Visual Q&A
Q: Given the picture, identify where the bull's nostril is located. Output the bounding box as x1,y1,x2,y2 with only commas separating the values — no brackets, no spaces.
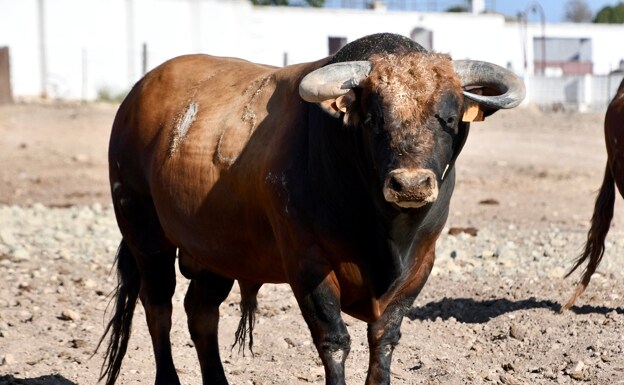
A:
389,176,403,192
384,169,438,207
417,175,432,187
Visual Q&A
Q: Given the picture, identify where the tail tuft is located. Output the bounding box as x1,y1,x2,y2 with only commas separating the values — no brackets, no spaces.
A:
96,240,140,385
563,164,615,310
232,284,260,357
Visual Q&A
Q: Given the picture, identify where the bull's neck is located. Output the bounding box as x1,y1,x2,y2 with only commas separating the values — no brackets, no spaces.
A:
307,108,386,224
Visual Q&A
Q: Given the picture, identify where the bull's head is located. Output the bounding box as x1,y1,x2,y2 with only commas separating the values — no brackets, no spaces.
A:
299,52,525,209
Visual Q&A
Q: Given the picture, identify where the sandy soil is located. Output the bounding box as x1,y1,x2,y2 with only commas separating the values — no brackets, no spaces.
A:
0,102,623,385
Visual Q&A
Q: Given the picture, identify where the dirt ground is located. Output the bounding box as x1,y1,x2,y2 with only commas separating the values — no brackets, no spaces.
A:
0,101,623,385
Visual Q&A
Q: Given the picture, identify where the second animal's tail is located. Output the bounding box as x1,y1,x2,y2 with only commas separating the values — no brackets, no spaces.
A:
563,163,615,310
96,240,141,385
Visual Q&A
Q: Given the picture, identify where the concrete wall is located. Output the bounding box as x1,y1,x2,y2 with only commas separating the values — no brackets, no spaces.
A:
1,0,624,105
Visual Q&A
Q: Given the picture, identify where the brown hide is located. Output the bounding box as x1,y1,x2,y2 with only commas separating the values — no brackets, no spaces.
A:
606,81,624,191
103,33,526,385
564,79,624,309
111,55,326,284
110,53,442,324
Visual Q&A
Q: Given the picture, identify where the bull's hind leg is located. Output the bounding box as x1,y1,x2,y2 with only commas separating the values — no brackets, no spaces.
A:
183,271,234,385
112,188,179,385
136,245,179,385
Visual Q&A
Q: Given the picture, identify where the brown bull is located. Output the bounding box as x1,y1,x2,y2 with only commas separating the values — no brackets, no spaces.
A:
99,33,525,385
563,78,624,310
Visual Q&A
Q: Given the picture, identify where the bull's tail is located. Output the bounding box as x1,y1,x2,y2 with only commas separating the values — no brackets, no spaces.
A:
232,283,260,357
96,240,140,385
563,162,615,310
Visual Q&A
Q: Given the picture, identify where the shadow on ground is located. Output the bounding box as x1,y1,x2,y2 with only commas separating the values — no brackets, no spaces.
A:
407,297,624,323
0,375,76,385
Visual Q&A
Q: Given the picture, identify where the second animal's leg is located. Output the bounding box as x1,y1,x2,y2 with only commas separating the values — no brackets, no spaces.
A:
184,271,234,385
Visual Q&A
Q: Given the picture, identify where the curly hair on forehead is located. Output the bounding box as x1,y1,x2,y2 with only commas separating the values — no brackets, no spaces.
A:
364,51,463,126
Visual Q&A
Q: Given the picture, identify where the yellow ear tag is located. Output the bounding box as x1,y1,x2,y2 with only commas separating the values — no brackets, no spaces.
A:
462,100,485,122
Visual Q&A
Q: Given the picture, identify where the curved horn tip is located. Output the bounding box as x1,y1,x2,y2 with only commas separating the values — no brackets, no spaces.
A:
454,59,526,110
299,61,372,103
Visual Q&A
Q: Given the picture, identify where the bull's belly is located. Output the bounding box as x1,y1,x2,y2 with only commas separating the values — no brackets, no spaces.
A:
151,187,402,322
156,205,287,283
176,240,287,283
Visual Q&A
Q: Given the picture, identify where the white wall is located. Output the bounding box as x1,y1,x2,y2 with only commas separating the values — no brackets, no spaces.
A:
1,0,624,102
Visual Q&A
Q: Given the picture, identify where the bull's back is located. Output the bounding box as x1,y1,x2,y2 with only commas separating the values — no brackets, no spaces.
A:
110,54,277,188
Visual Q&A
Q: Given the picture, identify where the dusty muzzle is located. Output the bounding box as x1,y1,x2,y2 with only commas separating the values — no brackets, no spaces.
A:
383,168,438,208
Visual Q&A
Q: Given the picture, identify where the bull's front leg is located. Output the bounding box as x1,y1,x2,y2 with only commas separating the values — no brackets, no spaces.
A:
290,248,350,385
366,248,436,385
365,298,411,385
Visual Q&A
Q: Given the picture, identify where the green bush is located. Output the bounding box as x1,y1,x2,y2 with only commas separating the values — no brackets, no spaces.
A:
96,86,127,103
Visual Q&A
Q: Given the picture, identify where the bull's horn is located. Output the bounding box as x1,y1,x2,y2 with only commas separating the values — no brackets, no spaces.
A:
453,60,526,109
299,61,372,103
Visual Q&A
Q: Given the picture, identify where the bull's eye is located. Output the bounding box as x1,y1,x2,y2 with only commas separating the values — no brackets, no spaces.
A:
434,113,459,136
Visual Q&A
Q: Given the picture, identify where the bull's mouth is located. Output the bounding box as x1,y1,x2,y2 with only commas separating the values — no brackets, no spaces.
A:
382,168,439,208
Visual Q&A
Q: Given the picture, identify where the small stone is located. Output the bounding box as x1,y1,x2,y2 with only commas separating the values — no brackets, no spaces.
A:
500,373,521,385
72,154,89,163
481,249,496,258
18,310,33,323
283,337,296,348
0,230,18,248
569,360,584,380
11,248,29,261
509,323,526,341
542,367,557,379
448,227,478,237
70,339,87,349
548,267,566,278
57,248,72,260
59,309,81,321
1,353,16,365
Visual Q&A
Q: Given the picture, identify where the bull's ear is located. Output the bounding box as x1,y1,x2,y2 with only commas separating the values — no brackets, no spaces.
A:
317,90,357,118
461,86,505,122
462,100,485,122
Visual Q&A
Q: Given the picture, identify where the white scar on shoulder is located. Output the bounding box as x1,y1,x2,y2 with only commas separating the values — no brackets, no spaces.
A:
170,101,198,153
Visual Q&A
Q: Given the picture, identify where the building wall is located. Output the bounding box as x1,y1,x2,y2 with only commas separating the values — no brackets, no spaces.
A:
1,0,624,104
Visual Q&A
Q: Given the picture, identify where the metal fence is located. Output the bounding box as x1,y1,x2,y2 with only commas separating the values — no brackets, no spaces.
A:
322,0,491,12
527,73,624,112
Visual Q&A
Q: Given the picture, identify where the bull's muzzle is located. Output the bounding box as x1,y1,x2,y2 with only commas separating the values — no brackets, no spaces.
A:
383,168,438,208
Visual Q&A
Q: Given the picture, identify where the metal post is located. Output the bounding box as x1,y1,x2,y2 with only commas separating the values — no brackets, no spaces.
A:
0,47,13,105
527,2,546,75
142,43,148,75
37,0,48,98
518,12,527,74
126,0,135,87
82,48,88,101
